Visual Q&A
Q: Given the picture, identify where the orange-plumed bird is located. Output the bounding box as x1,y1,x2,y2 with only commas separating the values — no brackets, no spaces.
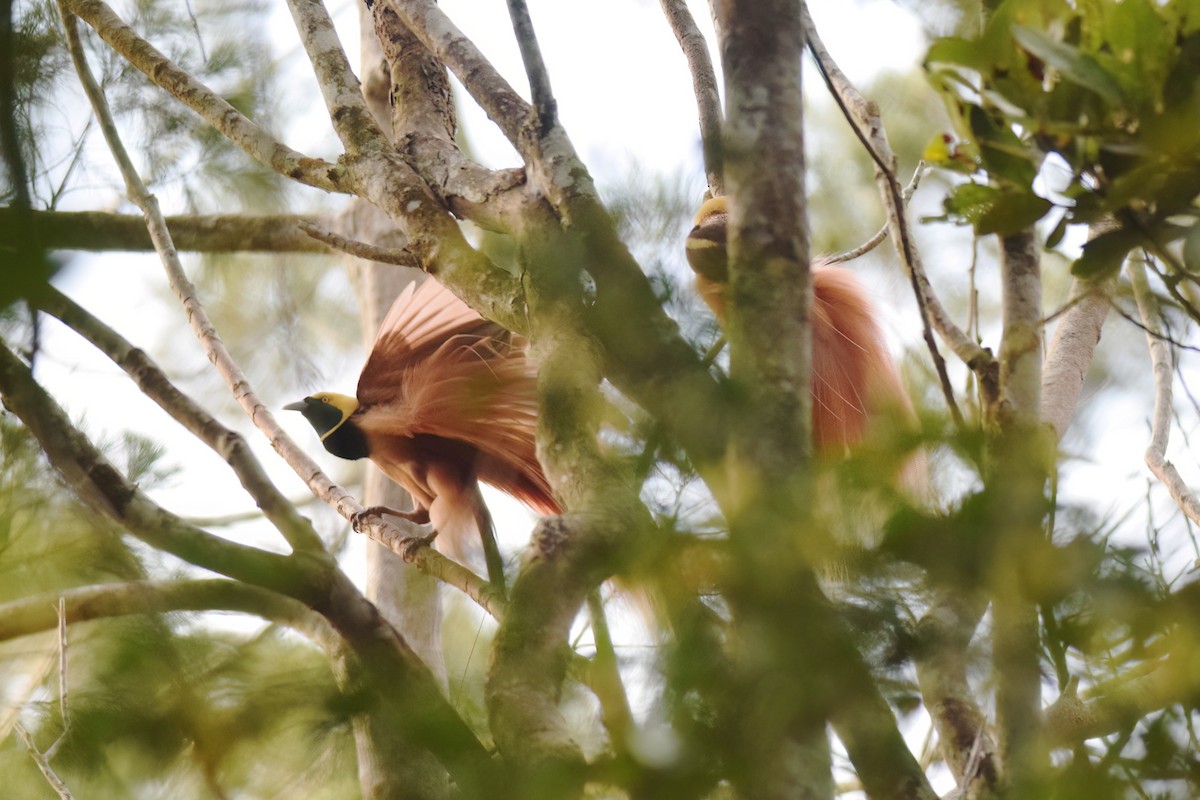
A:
686,195,916,459
286,278,560,590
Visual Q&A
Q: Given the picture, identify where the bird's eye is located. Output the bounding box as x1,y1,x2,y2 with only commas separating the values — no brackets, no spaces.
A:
321,397,329,404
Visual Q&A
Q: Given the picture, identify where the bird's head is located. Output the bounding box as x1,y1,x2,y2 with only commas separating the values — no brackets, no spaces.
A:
686,195,729,317
284,392,360,441
686,196,729,283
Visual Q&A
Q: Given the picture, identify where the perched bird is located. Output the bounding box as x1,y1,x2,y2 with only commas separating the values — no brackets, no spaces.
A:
286,278,560,591
686,195,918,461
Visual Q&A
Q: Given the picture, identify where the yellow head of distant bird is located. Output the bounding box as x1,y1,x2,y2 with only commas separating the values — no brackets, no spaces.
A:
284,392,369,459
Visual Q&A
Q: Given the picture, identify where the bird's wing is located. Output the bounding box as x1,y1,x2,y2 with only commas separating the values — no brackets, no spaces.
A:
356,279,560,516
358,278,504,406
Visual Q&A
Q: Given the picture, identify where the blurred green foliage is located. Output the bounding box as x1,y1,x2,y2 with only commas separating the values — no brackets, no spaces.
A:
925,0,1200,279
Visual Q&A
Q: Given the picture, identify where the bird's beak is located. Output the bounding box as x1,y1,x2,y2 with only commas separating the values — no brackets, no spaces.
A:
283,399,309,411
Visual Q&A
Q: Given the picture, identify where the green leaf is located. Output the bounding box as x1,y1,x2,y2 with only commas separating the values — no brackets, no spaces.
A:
1011,24,1125,106
1071,227,1138,279
968,106,1041,186
977,189,1053,236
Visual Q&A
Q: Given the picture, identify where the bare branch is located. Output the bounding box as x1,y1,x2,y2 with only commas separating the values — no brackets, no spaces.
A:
300,220,420,267
1040,275,1113,441
915,593,1000,793
0,579,337,650
659,0,723,195
1130,256,1200,526
505,0,556,127
62,0,346,193
585,590,634,752
996,230,1044,426
802,2,980,427
0,208,331,254
830,161,926,264
35,286,325,553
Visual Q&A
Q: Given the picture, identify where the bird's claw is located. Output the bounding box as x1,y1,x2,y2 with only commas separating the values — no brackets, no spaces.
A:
351,507,378,532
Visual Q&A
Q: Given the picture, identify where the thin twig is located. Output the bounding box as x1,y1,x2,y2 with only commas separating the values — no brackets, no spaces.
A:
659,0,723,195
299,221,420,267
802,2,981,429
1130,256,1200,526
505,0,556,129
13,722,75,800
829,161,926,264
42,598,69,761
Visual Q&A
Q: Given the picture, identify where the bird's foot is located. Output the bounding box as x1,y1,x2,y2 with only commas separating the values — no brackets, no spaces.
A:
352,505,430,531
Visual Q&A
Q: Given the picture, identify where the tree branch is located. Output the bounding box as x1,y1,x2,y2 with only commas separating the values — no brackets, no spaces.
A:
990,228,1049,795
13,722,74,800
300,221,420,267
505,0,556,127
659,0,723,196
35,286,326,553
61,0,346,193
1040,275,1113,441
0,579,336,649
802,2,979,427
915,592,1000,793
1130,256,1200,526
0,340,506,795
282,0,389,156
0,208,330,254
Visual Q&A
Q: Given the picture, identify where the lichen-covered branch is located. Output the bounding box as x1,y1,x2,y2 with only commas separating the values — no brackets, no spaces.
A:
990,229,1049,796
915,593,1000,793
0,208,330,254
485,227,653,793
300,221,420,267
62,0,346,193
282,0,388,156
